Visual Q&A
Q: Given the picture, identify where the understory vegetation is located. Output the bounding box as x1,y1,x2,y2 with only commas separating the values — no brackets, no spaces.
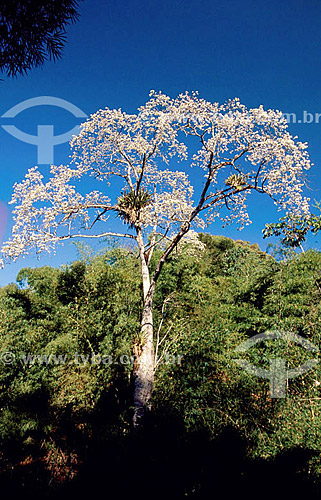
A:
1,233,321,498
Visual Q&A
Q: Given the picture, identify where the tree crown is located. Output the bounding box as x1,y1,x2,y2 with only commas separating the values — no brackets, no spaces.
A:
0,91,311,267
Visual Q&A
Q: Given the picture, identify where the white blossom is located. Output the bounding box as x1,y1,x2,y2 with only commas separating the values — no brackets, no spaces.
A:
0,91,311,267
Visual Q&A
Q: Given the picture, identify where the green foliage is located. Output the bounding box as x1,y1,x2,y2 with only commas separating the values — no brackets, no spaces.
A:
2,235,321,492
263,215,311,248
0,0,81,77
153,243,321,481
263,202,321,249
0,250,141,483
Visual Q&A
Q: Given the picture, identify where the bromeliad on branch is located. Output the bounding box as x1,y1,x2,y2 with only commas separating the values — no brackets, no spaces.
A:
115,188,153,229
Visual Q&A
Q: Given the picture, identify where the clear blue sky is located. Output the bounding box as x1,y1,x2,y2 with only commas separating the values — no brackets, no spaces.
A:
1,0,321,285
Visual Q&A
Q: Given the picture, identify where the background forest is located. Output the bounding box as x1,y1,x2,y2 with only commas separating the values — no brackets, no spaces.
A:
1,234,321,498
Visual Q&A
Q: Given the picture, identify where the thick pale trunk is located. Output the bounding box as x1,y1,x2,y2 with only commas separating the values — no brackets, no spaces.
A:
133,229,155,427
132,223,193,427
133,298,154,427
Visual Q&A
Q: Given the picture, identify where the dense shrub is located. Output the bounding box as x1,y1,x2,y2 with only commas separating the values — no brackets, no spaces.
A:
1,236,321,495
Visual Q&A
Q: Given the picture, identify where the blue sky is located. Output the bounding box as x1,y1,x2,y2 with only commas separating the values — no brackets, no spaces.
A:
1,0,321,284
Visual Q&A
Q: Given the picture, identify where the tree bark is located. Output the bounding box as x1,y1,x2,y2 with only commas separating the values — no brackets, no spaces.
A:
132,222,193,427
133,296,154,427
133,228,155,428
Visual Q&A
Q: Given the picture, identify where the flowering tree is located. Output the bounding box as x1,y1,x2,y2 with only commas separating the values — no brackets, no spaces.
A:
0,91,311,426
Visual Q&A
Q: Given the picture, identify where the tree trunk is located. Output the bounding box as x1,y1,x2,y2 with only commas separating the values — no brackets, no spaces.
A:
133,228,155,427
133,295,154,427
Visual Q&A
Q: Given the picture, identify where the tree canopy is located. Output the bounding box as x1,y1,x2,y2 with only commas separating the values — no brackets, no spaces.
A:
0,91,311,264
263,203,321,250
0,0,81,77
0,90,313,425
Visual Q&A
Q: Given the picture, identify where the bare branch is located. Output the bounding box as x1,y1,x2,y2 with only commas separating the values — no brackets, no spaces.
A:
59,231,136,241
